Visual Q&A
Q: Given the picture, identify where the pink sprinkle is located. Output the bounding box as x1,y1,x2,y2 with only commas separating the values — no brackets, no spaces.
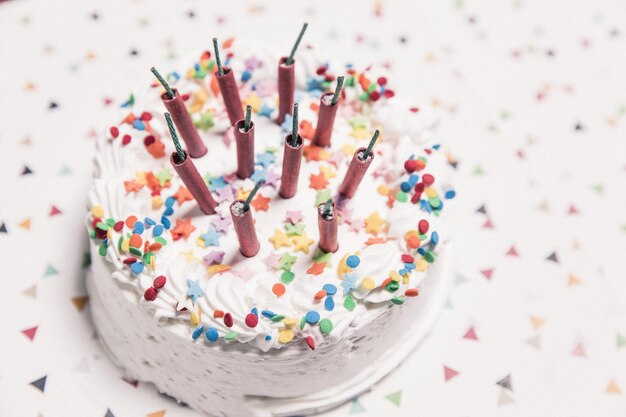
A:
245,313,258,328
418,220,429,234
401,254,414,263
422,174,435,185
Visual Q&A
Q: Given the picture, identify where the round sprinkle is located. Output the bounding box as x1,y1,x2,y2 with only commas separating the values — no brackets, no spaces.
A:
401,254,414,263
278,329,294,344
445,190,456,199
153,275,166,289
144,287,157,301
91,206,104,218
133,221,145,234
418,219,429,234
324,296,335,311
272,283,286,297
319,318,333,334
192,326,204,340
305,311,320,324
361,277,376,290
214,310,224,318
205,327,219,342
281,270,295,284
407,235,421,249
400,181,412,192
404,159,418,173
245,313,258,328
153,225,164,237
130,261,144,274
377,184,389,196
306,335,316,350
224,313,233,327
431,231,439,245
346,255,360,268
424,251,436,263
422,173,435,185
125,215,137,228
224,331,238,341
284,317,298,327
344,295,356,311
405,288,419,297
322,283,337,295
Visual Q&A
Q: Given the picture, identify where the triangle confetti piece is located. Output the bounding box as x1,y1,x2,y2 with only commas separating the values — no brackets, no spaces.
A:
349,398,366,414
571,342,587,358
59,164,73,175
567,274,581,287
384,390,402,407
443,365,459,382
21,326,38,341
526,334,541,350
44,264,59,276
0,222,7,234
606,379,621,394
476,205,487,215
497,389,514,406
21,165,33,175
617,333,626,349
71,296,89,312
22,284,37,298
529,316,545,331
30,375,47,393
19,218,31,230
482,219,494,229
480,269,493,281
105,409,116,417
546,252,559,263
49,205,62,216
496,374,513,391
506,246,519,257
463,326,478,341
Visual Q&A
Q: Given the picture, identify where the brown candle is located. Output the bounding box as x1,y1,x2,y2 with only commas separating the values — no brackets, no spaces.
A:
213,38,244,126
312,76,344,148
338,130,379,199
234,106,255,179
279,103,303,199
230,180,264,257
318,200,338,253
277,23,308,125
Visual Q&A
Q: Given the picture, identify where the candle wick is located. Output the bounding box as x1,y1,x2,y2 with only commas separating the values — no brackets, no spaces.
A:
322,199,333,217
244,105,252,132
165,112,186,162
363,130,380,159
213,38,224,77
286,23,308,65
151,67,175,99
291,103,299,146
243,180,265,212
331,76,344,106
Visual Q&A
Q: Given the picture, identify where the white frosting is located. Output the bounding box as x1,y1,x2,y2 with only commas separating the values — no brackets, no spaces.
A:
86,40,455,416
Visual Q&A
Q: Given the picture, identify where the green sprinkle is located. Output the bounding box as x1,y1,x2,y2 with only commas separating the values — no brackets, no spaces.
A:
281,270,295,284
96,222,109,231
391,296,405,305
366,83,376,93
271,315,286,322
129,247,142,257
142,252,155,265
300,316,306,330
117,236,124,252
396,191,408,202
386,280,400,292
344,295,356,311
155,236,167,246
345,76,356,87
224,331,238,341
89,229,96,239
319,318,333,334
98,244,107,257
106,218,116,227
424,251,436,263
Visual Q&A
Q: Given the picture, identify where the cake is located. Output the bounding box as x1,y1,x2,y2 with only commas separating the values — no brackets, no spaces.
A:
86,38,456,417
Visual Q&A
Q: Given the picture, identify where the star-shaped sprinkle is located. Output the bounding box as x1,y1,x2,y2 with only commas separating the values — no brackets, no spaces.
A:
203,251,225,265
307,261,327,275
269,229,292,249
187,279,205,302
365,211,385,235
180,249,199,263
309,171,329,190
319,165,336,179
258,103,274,118
199,229,221,247
251,193,270,211
171,218,196,240
212,216,231,233
285,222,305,236
173,186,193,205
341,273,359,294
264,168,280,188
193,111,215,131
278,252,297,270
315,189,332,206
349,218,365,233
156,167,172,186
256,152,275,168
292,234,315,253
285,210,303,224
208,176,228,192
243,92,262,112
263,252,281,270
216,186,235,203
250,168,267,183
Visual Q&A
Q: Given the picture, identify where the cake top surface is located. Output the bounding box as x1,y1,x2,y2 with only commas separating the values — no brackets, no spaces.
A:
87,39,456,352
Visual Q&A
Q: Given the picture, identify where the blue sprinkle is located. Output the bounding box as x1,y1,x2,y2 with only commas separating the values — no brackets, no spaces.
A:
130,261,144,274
420,200,432,213
325,297,335,311
171,71,181,81
400,181,412,192
305,311,320,324
261,310,275,319
132,119,146,131
161,216,171,229
408,174,420,186
205,327,219,342
163,207,174,216
251,307,258,316
102,237,108,245
165,196,176,208
153,225,164,237
431,231,439,245
145,217,156,226
433,144,441,150
241,69,252,82
322,283,337,296
192,326,204,340
417,247,426,256
346,255,360,268
265,335,272,341
445,190,456,199
399,268,408,275
405,262,416,270
133,221,145,234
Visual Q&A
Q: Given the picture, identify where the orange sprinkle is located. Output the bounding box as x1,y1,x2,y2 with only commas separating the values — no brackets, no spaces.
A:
313,290,327,301
149,242,162,251
213,310,224,318
272,283,286,297
125,215,138,228
405,288,419,297
129,234,142,248
407,235,421,249
381,277,392,288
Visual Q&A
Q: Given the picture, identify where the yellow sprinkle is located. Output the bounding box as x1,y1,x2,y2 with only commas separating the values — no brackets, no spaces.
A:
107,229,113,240
405,230,419,240
390,271,401,282
207,264,230,274
196,237,205,248
361,277,376,290
278,329,294,344
377,184,389,196
149,255,156,270
91,206,104,218
152,195,163,210
284,317,298,327
337,254,350,276
121,238,130,252
135,171,147,185
415,259,429,272
190,310,201,326
425,187,438,198
402,274,410,284
342,143,357,155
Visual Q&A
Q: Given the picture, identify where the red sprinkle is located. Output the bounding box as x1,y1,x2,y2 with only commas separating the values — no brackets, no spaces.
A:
144,287,158,301
113,221,124,232
404,159,418,173
315,66,327,75
140,111,152,121
123,257,137,265
245,313,258,328
405,288,419,297
213,310,224,318
313,290,327,301
401,254,415,263
121,134,132,146
153,275,166,289
143,135,155,146
384,89,395,98
369,90,381,101
110,126,119,138
418,219,429,234
422,174,435,185
414,183,425,193
377,76,388,86
224,313,233,328
306,336,316,350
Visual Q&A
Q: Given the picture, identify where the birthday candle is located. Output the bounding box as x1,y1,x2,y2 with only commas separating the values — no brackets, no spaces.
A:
152,67,207,158
312,76,344,148
234,105,255,179
165,113,217,215
279,103,304,199
277,23,308,125
317,200,338,253
230,180,264,257
338,130,379,198
213,38,244,126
